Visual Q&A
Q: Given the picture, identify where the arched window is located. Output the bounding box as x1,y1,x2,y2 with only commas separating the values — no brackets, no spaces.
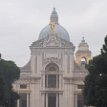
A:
45,63,59,72
49,67,56,71
81,57,87,66
45,63,59,88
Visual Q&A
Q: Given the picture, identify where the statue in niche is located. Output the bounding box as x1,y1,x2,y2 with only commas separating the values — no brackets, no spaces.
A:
50,21,55,32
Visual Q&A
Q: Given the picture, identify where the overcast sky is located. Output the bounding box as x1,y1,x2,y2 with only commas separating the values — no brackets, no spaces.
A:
0,0,107,67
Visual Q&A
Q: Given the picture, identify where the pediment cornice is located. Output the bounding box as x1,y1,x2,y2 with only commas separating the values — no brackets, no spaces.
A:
30,33,75,50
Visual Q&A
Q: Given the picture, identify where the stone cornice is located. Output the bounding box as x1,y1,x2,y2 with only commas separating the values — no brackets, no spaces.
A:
30,35,75,50
15,89,31,93
43,57,61,65
41,89,63,93
15,77,41,84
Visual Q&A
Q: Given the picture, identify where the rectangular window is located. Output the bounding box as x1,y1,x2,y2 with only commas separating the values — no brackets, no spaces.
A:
45,75,59,88
20,84,27,89
48,75,56,88
77,94,84,107
78,85,84,89
48,94,56,107
45,75,47,88
19,93,27,107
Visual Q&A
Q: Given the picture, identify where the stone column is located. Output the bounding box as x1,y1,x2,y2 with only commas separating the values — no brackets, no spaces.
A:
27,93,30,107
17,99,19,107
43,75,45,89
56,94,58,107
74,94,77,107
59,75,62,89
42,93,45,107
31,55,36,75
59,94,63,107
46,93,48,107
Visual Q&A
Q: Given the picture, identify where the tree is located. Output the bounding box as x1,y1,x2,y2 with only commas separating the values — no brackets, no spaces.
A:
83,35,107,107
0,58,20,107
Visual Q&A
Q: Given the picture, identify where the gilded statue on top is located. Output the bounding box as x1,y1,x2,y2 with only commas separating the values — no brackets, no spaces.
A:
50,21,55,32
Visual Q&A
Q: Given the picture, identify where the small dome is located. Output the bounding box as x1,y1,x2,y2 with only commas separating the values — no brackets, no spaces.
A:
38,8,70,41
78,37,89,51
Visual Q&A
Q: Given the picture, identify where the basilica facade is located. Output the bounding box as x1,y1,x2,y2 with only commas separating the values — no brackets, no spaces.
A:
14,8,91,107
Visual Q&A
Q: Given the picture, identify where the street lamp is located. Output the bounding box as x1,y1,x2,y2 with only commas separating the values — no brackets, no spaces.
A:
99,73,102,76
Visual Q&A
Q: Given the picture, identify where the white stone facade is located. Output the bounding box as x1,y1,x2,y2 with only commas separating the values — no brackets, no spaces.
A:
14,9,90,107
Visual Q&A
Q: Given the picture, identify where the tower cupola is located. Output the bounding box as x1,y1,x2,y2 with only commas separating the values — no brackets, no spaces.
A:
75,37,91,66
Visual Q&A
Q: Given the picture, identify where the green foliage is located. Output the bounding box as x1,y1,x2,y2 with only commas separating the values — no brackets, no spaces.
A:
0,59,20,107
101,35,107,57
83,36,107,107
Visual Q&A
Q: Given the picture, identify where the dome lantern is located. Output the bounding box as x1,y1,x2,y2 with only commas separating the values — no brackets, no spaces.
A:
50,8,58,24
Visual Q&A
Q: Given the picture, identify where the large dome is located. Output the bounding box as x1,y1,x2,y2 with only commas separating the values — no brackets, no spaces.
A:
38,8,70,41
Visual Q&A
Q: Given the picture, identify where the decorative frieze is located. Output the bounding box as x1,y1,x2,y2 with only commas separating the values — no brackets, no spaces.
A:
64,78,74,84
43,57,61,65
15,77,41,84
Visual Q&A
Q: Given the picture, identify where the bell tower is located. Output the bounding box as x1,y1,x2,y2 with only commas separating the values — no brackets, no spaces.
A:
75,37,91,66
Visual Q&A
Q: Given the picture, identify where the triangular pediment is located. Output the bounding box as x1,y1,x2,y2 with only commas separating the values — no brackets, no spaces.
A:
43,33,61,47
30,33,75,50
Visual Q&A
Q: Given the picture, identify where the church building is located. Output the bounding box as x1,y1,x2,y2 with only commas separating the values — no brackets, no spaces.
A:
14,8,91,107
